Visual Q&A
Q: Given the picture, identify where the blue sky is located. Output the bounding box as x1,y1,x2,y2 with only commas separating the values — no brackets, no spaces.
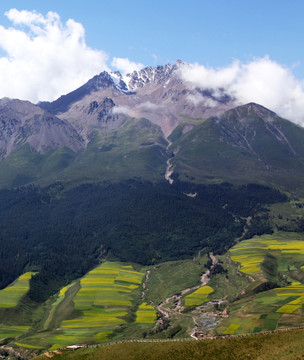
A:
0,0,304,126
0,0,303,73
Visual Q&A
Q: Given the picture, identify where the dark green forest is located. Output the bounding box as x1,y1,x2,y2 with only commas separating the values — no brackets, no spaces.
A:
0,180,287,302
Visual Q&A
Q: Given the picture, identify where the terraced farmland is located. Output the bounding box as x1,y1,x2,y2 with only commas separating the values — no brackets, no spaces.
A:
218,281,304,335
48,262,152,349
0,325,30,341
217,232,304,335
0,272,35,308
0,272,34,341
135,303,156,323
230,232,304,275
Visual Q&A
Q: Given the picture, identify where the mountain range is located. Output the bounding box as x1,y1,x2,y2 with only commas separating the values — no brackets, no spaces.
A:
0,61,303,192
1,62,304,354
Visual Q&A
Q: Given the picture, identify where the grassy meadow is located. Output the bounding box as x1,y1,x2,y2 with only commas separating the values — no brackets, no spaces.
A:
36,328,304,360
145,255,208,305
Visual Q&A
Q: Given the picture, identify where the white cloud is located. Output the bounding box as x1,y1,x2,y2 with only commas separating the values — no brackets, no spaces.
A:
111,57,144,75
0,9,109,102
137,101,163,111
178,57,304,126
179,61,240,90
112,105,131,115
186,94,218,108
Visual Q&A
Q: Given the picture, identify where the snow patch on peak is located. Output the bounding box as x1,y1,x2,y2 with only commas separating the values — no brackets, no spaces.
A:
107,71,133,94
87,61,190,95
122,63,177,92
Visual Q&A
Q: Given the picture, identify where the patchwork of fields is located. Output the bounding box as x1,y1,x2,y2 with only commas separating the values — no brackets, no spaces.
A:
0,272,34,341
0,263,157,350
230,232,304,275
135,303,156,323
2,230,304,349
0,272,35,308
217,232,304,335
48,262,153,349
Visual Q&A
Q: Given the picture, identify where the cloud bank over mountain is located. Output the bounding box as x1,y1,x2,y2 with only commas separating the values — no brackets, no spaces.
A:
0,9,109,102
178,57,304,126
0,9,304,127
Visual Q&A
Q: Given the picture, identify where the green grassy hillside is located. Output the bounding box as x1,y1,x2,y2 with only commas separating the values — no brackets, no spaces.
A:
0,118,168,189
169,105,304,192
36,329,304,360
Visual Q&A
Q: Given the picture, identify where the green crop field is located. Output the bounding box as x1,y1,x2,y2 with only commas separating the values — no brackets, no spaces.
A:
184,286,214,307
135,303,157,323
0,272,35,308
45,262,154,349
230,232,304,275
0,272,34,341
217,232,304,335
4,232,304,350
0,325,30,341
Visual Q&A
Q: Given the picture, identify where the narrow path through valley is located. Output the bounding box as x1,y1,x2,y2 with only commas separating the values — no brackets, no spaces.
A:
164,140,175,184
150,253,218,327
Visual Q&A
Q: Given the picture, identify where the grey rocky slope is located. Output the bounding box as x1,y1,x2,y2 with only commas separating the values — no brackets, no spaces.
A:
0,98,84,158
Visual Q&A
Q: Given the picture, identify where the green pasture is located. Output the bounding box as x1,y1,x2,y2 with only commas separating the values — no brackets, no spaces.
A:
145,255,208,305
0,272,35,308
268,200,304,230
44,284,75,331
207,253,251,301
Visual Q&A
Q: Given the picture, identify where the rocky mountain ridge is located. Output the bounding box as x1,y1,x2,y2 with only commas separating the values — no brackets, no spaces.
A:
0,98,84,158
0,63,304,191
39,61,235,138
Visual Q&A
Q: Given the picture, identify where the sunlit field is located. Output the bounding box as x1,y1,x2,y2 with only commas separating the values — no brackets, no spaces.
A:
184,286,214,307
135,302,156,323
0,272,35,308
217,232,304,335
50,262,148,348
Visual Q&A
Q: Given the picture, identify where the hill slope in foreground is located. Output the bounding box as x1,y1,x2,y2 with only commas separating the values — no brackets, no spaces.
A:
35,329,304,360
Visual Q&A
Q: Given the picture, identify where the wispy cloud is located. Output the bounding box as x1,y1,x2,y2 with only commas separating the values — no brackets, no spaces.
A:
137,101,163,111
112,105,131,115
186,93,218,107
178,57,304,125
111,57,144,74
0,9,109,102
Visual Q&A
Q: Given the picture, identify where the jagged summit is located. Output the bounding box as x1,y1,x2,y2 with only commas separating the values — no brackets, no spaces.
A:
122,63,176,91
39,60,234,138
